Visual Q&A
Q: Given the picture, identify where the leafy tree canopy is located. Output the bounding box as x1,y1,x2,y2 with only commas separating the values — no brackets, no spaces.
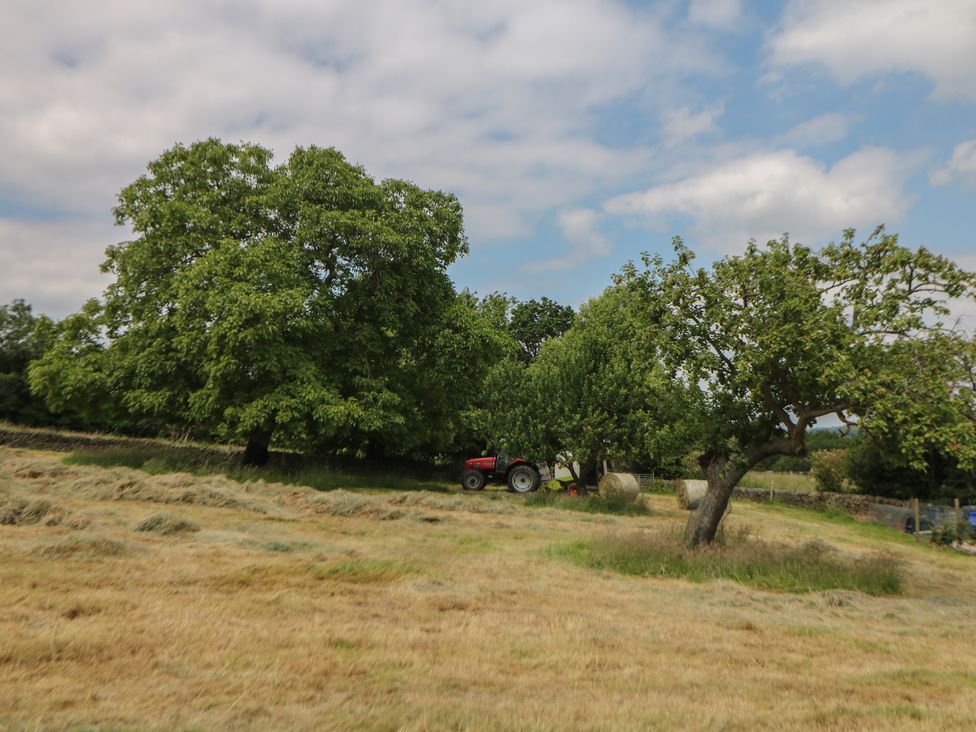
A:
489,286,699,479
622,227,976,545
30,139,476,463
508,296,575,363
0,300,56,425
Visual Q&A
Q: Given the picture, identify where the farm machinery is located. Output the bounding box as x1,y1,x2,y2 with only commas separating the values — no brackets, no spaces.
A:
461,453,542,493
460,453,587,495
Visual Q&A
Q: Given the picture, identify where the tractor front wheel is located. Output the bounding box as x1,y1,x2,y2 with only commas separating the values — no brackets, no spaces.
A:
507,465,540,493
461,470,486,491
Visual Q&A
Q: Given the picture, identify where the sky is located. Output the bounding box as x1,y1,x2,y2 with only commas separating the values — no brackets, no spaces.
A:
2,0,976,318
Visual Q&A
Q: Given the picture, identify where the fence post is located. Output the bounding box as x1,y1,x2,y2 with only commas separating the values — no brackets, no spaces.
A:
955,498,962,528
913,498,921,539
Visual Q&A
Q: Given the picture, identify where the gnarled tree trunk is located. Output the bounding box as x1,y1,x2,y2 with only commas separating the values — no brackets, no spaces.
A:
684,435,809,546
683,475,738,546
683,456,746,547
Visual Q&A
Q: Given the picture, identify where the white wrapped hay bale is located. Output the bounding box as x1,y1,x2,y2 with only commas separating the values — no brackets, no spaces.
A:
598,472,640,501
677,480,708,510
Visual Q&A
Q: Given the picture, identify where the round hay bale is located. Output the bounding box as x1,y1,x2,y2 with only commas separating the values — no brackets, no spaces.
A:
677,479,708,510
598,473,640,501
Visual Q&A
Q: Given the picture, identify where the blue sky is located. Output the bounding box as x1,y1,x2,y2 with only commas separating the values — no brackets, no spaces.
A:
2,0,975,317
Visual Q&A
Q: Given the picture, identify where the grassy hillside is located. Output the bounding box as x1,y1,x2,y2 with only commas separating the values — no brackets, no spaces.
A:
2,445,975,730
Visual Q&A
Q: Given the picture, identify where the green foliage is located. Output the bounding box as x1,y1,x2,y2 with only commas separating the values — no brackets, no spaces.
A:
558,530,903,595
760,429,857,472
30,139,482,462
930,520,975,546
491,285,699,476
845,435,976,501
811,450,850,492
621,227,976,543
0,300,59,426
626,228,976,472
448,291,525,455
806,429,856,452
508,297,574,363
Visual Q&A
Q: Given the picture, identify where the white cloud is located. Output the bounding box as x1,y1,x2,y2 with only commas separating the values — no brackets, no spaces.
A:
931,139,976,187
660,103,724,146
688,0,743,29
0,1,710,232
604,147,917,251
768,0,976,99
0,217,116,317
528,208,611,272
0,0,734,311
778,113,852,148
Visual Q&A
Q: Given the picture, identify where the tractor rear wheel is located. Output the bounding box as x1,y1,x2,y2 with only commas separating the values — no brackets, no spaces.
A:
507,465,540,493
461,470,486,491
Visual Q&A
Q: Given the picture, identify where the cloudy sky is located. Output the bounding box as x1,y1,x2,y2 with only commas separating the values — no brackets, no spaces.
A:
3,0,976,317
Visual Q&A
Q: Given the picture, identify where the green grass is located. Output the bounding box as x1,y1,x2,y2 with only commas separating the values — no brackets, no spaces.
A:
738,471,817,493
318,558,420,584
641,478,680,495
523,490,652,516
555,529,903,595
754,502,923,547
63,447,451,493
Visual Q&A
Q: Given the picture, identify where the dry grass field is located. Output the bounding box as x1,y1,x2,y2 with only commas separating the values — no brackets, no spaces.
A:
2,445,975,731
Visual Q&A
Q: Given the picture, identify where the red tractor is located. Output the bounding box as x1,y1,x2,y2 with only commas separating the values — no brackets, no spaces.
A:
461,452,541,493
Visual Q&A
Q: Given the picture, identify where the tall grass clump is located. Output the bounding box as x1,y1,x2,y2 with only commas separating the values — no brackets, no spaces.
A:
135,513,200,535
524,490,651,516
559,530,902,595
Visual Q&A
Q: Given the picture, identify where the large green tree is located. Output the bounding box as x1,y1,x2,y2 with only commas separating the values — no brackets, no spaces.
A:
0,300,56,425
30,139,475,464
491,286,698,480
508,296,575,363
623,228,976,546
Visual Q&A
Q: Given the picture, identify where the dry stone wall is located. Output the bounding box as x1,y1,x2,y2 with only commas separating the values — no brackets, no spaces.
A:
731,486,907,514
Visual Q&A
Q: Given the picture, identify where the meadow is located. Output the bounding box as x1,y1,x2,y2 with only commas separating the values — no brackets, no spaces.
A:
2,445,975,730
738,470,819,493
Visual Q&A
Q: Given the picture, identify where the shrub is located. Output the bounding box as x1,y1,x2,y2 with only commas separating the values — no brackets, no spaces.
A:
811,450,849,492
931,520,975,546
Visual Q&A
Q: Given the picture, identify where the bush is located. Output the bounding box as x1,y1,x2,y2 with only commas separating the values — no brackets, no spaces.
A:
558,529,902,595
811,450,849,492
845,437,976,502
931,520,975,546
